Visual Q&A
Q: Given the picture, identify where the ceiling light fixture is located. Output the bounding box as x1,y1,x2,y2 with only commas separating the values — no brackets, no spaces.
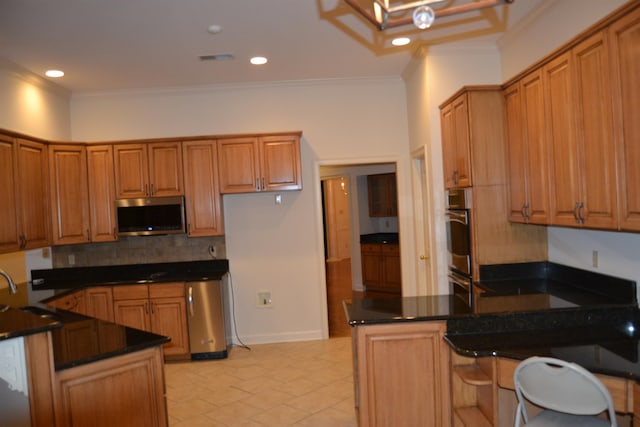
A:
391,37,411,46
250,56,268,65
45,69,64,78
344,0,515,31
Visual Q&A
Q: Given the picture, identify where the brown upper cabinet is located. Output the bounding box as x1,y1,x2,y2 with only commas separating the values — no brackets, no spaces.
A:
367,173,397,217
49,144,91,245
610,6,640,232
86,145,118,242
0,134,21,252
113,142,184,199
547,33,618,229
16,138,51,249
217,133,302,194
441,87,507,191
504,71,550,225
440,93,472,188
182,140,224,237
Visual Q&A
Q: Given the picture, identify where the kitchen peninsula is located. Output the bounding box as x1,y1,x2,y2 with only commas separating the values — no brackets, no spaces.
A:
0,305,170,427
345,262,639,426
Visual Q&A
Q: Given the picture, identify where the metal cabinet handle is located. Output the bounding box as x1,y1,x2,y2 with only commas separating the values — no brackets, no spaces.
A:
261,177,265,191
453,170,459,185
573,202,580,223
256,178,260,191
578,202,585,224
188,285,194,317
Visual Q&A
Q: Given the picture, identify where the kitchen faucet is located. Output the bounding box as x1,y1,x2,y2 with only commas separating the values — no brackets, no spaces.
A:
0,269,17,294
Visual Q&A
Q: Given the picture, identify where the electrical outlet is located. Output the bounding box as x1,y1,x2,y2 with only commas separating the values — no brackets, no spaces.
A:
68,254,75,265
592,250,599,268
208,245,216,258
257,291,272,307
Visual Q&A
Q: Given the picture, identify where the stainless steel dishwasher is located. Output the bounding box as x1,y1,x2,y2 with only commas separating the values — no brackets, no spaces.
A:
186,278,230,360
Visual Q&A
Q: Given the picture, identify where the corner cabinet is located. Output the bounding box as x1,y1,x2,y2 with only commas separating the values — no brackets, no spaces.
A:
217,133,302,194
353,321,451,427
182,140,224,237
49,144,91,245
113,142,184,199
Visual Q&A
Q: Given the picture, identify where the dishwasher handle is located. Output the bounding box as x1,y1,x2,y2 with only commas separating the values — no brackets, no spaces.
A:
187,285,194,317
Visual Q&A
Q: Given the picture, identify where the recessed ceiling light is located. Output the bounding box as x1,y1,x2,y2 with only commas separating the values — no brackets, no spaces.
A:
250,56,268,65
45,70,64,78
207,24,222,34
392,37,411,46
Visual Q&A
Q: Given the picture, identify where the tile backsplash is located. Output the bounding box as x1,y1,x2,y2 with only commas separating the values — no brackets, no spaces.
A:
52,235,226,268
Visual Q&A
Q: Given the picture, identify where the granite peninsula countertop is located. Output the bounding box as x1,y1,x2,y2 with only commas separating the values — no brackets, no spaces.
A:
344,262,640,380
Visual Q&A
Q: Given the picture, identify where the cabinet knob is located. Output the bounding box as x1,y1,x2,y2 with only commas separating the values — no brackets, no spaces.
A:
420,254,429,260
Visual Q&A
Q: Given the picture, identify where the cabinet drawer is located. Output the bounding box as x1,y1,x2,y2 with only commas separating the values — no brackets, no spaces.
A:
149,282,185,298
361,243,382,253
382,244,399,255
113,285,149,300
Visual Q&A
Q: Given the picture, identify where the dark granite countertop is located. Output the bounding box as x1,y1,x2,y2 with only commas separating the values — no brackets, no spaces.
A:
31,259,229,290
360,233,399,244
19,305,170,371
344,261,639,380
0,306,62,341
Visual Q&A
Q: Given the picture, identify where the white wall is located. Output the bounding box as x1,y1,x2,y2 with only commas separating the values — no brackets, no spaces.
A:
71,77,412,343
403,43,502,294
499,0,640,290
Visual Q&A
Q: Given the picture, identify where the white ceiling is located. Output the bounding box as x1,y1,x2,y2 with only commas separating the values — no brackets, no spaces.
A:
0,0,544,93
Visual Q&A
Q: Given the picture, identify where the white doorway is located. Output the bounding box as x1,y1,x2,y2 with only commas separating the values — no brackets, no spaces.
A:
412,149,437,295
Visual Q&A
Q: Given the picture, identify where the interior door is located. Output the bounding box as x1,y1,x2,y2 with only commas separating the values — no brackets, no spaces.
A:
412,151,435,296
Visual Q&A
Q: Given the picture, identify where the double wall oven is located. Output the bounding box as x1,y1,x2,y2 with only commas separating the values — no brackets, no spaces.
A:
446,188,473,306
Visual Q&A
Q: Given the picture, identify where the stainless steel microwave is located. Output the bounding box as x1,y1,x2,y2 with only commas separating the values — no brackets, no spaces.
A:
115,196,186,236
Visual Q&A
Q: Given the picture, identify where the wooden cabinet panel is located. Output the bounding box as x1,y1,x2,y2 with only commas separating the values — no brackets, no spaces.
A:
114,142,183,198
113,299,151,331
610,6,640,231
572,31,618,229
49,144,90,245
86,287,114,322
48,290,87,314
86,145,117,242
151,296,189,357
360,243,401,293
0,134,20,253
367,173,397,217
54,346,168,427
16,138,51,249
504,72,550,225
355,321,450,427
218,133,302,194
259,134,302,192
182,140,224,237
441,93,472,189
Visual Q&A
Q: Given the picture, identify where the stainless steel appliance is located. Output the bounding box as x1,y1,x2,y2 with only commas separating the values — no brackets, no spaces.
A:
445,188,473,306
186,278,230,360
115,196,186,237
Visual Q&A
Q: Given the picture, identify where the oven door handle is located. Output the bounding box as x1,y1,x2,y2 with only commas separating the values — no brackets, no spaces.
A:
446,210,468,223
448,273,470,289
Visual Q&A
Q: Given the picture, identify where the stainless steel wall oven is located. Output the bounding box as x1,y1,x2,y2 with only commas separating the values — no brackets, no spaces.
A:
446,188,472,306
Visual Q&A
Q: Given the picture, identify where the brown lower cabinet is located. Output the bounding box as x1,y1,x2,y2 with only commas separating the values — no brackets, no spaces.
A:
353,321,451,426
47,283,189,359
112,283,189,359
360,243,401,293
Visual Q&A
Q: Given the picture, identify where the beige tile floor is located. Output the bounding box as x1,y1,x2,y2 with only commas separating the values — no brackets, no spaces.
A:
165,337,357,426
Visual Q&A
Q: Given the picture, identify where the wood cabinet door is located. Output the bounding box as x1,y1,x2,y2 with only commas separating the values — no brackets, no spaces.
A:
521,69,550,225
504,82,528,223
217,137,260,194
452,93,472,188
86,287,114,322
356,322,451,427
114,144,148,198
545,53,581,227
147,142,184,197
182,140,224,237
16,138,51,249
361,244,382,287
54,347,167,427
259,134,302,192
150,296,189,357
440,102,457,189
47,290,86,314
381,245,401,292
49,144,90,245
113,299,151,331
367,173,397,217
573,31,618,230
611,6,640,231
86,145,117,242
0,134,20,253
